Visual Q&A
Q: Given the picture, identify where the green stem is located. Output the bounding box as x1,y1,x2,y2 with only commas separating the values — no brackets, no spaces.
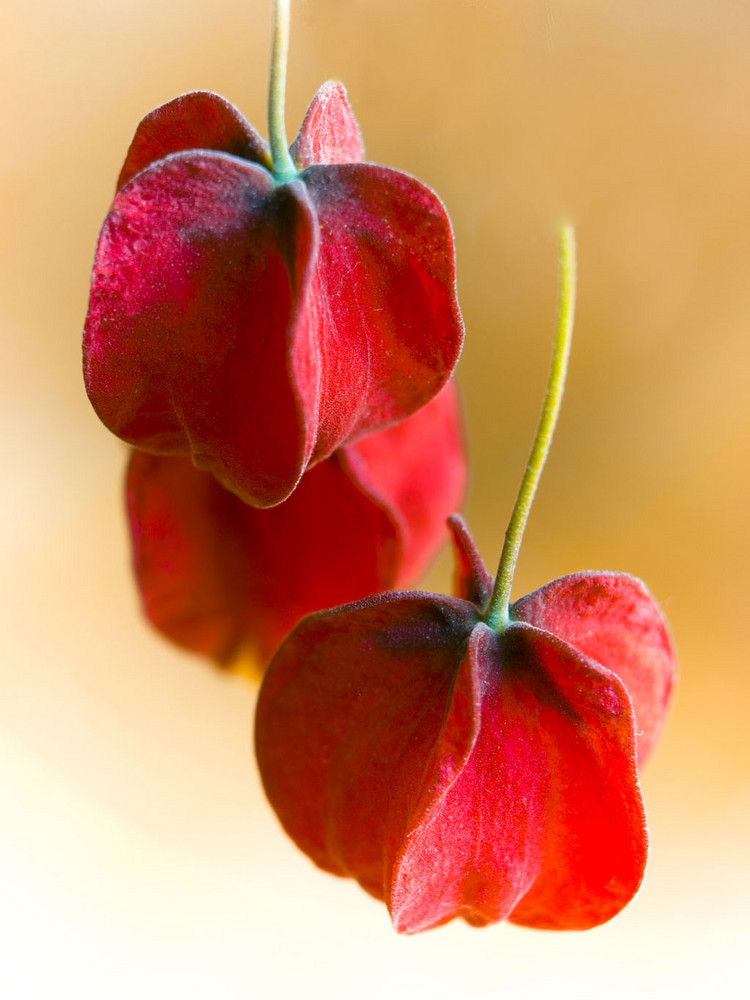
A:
268,0,298,182
484,225,577,632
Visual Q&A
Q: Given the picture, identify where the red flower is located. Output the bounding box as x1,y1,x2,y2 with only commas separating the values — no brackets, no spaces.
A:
255,516,676,933
126,383,465,670
83,82,464,507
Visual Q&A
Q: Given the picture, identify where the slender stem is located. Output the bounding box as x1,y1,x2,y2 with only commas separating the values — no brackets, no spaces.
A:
268,0,298,182
484,225,577,632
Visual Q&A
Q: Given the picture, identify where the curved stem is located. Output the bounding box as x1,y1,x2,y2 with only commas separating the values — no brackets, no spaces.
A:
484,225,577,632
268,0,298,182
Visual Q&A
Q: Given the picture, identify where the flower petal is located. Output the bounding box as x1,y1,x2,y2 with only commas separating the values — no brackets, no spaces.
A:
117,91,270,191
301,162,464,454
446,513,493,608
511,573,676,765
126,449,400,668
289,81,364,168
504,624,647,930
391,622,646,933
347,382,466,584
125,384,464,670
84,152,318,507
255,595,479,896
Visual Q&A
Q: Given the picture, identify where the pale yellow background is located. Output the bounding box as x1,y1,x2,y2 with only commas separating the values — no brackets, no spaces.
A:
2,1,749,997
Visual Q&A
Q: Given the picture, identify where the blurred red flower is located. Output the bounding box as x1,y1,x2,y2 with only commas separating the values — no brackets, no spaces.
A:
127,383,465,671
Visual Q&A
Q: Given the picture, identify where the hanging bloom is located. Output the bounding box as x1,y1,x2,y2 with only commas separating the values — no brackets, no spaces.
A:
254,227,677,934
254,515,676,933
127,382,465,671
83,77,463,507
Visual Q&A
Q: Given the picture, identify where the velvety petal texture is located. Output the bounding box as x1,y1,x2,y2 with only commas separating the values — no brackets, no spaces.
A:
447,513,493,607
256,595,479,892
289,81,364,168
127,384,465,669
116,91,271,191
255,519,676,934
84,83,463,507
512,573,676,766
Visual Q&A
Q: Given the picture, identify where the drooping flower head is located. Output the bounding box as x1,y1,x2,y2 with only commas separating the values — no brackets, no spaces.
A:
126,382,465,671
254,227,677,933
255,517,675,932
83,1,463,508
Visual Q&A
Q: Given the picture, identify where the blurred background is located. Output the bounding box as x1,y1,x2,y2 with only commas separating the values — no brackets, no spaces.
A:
2,0,749,996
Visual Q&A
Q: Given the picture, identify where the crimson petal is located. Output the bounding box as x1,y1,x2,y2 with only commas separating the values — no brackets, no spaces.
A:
85,153,317,507
512,573,676,765
447,513,494,607
117,91,270,191
127,451,395,667
392,623,645,932
302,163,462,453
349,382,466,583
289,81,364,168
255,594,478,891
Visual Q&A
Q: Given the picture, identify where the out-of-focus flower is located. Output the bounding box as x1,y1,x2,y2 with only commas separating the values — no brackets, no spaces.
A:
255,515,676,933
84,82,463,508
127,383,465,671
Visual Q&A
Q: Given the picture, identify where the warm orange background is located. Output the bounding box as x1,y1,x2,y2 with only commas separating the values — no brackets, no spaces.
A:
2,1,749,996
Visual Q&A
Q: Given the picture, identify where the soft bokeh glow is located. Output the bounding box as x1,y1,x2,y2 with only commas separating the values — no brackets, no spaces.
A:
2,0,749,996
